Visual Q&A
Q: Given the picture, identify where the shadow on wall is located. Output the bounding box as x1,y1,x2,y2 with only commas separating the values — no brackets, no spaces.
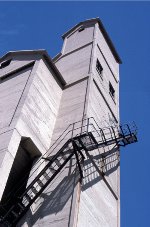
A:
20,145,119,226
82,145,119,191
22,158,80,226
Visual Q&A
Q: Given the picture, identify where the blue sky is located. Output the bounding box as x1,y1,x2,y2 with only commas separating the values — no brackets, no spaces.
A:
0,2,149,227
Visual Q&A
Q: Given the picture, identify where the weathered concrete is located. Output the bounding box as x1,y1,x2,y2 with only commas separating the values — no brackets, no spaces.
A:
54,18,120,227
0,52,63,202
0,18,121,227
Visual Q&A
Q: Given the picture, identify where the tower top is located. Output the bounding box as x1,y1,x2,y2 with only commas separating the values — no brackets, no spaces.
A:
62,18,122,64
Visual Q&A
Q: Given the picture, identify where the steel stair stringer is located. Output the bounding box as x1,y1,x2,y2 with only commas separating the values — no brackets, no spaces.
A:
0,118,138,226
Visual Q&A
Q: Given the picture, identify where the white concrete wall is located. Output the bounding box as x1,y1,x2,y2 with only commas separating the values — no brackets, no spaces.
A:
51,79,88,143
94,23,119,80
22,24,96,227
0,66,32,129
0,59,34,200
77,177,117,227
62,25,94,55
0,56,63,203
16,58,63,152
0,19,121,227
55,45,92,84
24,79,89,227
76,22,120,227
52,21,120,227
0,129,20,200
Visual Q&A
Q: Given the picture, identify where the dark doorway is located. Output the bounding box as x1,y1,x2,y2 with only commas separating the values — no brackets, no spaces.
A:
0,138,41,217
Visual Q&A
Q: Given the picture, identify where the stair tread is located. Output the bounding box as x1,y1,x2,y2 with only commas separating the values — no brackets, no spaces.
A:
1,122,137,226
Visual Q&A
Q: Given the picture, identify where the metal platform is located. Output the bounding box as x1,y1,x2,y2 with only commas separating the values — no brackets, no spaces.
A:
0,118,138,226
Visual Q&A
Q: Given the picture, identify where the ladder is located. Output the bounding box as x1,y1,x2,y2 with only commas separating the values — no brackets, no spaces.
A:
0,118,138,226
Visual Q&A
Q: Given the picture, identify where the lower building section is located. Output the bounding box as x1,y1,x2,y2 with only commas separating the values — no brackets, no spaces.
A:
18,158,80,227
0,118,137,227
77,157,119,227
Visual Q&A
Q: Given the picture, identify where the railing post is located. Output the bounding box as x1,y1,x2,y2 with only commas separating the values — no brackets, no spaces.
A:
120,125,125,137
87,118,89,133
111,126,119,146
80,118,84,135
127,124,132,136
100,129,106,143
71,123,75,138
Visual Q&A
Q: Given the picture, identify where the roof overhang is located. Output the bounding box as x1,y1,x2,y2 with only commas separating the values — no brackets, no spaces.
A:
0,49,66,86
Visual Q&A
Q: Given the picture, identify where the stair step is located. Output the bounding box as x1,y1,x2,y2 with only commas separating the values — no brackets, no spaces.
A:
43,172,50,180
59,153,68,160
37,179,44,187
24,194,32,203
62,155,67,160
17,202,25,211
49,167,56,173
11,210,18,218
0,123,138,227
55,159,61,167
31,186,38,195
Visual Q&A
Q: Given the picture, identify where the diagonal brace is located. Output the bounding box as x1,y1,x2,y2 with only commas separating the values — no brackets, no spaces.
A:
85,150,118,200
72,140,85,181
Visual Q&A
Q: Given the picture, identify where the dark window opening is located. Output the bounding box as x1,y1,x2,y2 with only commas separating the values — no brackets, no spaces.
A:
96,59,103,78
78,27,85,32
0,59,12,69
109,82,115,99
0,139,41,217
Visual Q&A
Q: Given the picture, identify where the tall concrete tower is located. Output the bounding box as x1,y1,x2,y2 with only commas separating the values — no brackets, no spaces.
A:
0,18,137,227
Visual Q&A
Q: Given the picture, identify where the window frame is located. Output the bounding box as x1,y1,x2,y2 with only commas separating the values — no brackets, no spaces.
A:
0,59,11,69
96,59,103,80
78,27,85,32
109,82,116,102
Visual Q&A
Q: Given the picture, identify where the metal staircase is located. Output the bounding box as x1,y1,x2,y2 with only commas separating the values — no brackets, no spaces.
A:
0,117,138,226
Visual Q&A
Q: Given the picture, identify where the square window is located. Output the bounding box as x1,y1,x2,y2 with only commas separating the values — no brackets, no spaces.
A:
109,82,115,99
96,59,103,78
78,27,85,32
0,59,11,69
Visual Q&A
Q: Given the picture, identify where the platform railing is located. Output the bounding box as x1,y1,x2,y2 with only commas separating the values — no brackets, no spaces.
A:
0,117,137,208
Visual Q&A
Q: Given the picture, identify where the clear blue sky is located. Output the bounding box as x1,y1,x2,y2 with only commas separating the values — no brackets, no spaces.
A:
0,2,149,227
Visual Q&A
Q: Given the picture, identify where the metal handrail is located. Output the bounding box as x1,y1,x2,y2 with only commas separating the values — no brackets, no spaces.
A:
0,117,137,206
0,119,91,204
